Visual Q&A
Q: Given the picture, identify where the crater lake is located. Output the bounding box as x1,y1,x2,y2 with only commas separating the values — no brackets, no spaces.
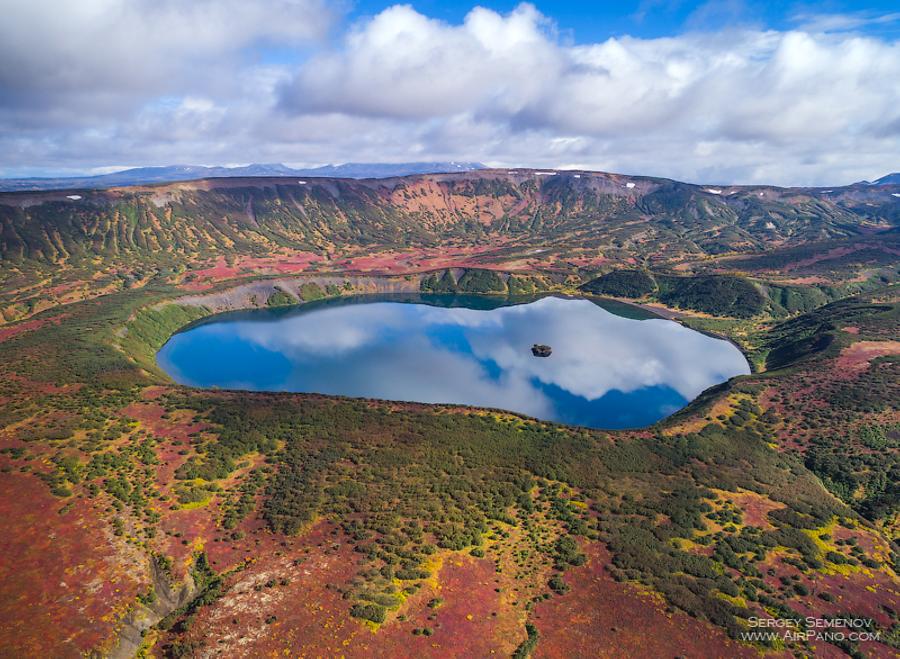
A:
157,294,750,429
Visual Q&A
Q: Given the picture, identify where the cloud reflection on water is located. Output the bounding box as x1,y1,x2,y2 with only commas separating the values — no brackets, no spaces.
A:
158,296,749,428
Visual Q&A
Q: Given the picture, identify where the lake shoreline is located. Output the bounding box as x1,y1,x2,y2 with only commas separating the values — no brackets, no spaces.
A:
157,293,749,430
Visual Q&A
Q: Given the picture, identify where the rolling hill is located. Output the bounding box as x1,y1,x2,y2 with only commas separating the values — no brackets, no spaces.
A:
0,167,897,657
2,168,897,323
0,161,487,192
2,169,897,267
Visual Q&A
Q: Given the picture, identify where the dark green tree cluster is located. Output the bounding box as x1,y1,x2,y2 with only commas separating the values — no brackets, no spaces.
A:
579,269,656,298
657,274,766,318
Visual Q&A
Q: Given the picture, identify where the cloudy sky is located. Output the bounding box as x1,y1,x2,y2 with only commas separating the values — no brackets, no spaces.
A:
1,0,898,185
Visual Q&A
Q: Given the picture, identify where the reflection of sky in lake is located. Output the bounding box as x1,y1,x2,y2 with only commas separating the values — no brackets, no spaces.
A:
157,296,749,429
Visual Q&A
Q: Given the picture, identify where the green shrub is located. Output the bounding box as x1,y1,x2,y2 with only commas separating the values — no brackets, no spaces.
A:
513,623,539,659
267,288,297,307
548,574,570,595
350,603,386,623
580,270,656,298
457,269,506,293
420,269,458,293
658,275,765,318
299,282,324,301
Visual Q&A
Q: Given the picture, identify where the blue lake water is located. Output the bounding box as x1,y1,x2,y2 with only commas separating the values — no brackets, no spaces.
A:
157,294,749,429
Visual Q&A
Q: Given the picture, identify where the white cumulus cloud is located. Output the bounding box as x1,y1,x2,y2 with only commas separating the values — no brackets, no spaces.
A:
0,2,898,185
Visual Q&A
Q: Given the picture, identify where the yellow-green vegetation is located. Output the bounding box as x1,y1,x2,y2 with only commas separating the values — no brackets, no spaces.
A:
174,480,219,509
266,287,297,307
0,227,897,657
118,302,209,374
420,268,552,295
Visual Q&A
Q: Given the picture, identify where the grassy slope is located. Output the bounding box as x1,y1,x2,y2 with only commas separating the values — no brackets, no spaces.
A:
0,274,897,657
1,172,897,325
0,171,897,656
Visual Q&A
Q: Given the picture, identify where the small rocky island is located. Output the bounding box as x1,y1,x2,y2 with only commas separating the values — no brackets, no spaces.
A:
531,344,552,358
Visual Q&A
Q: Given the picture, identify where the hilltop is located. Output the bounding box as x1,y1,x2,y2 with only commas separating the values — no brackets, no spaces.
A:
1,167,897,325
875,173,900,185
0,161,487,192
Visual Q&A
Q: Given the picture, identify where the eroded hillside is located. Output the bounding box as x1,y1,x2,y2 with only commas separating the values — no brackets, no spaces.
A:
1,170,898,324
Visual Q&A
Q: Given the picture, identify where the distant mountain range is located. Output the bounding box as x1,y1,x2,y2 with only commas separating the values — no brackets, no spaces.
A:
0,162,487,192
855,172,900,185
873,173,900,185
2,168,898,275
